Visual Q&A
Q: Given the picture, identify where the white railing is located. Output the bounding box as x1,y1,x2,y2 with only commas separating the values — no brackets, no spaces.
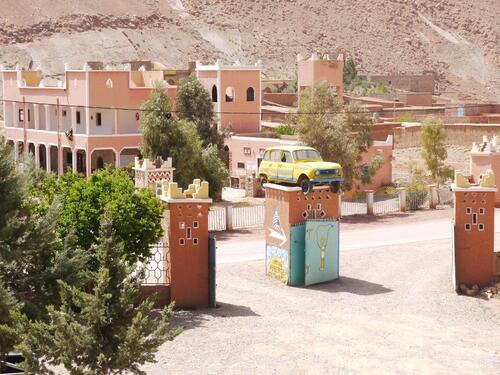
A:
231,205,265,229
208,208,227,231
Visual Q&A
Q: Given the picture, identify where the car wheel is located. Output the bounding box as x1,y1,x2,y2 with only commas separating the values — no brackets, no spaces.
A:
330,181,341,193
299,177,313,195
260,175,268,190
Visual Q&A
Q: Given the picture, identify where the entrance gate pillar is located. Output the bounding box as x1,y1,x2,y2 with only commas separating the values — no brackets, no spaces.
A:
264,184,341,286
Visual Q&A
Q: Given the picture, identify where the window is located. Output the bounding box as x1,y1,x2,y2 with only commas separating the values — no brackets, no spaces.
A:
193,238,199,245
281,151,292,163
18,109,24,122
96,112,102,126
472,213,477,225
27,109,31,122
317,203,322,210
246,87,255,101
186,227,192,240
466,207,472,214
479,208,485,215
106,78,113,89
62,110,67,117
465,224,471,231
225,87,235,102
135,112,140,121
270,150,281,162
237,162,245,169
193,221,199,229
76,111,81,124
212,85,218,102
243,147,251,155
259,148,266,156
263,151,271,161
179,238,185,246
293,149,321,161
307,204,312,210
478,223,484,231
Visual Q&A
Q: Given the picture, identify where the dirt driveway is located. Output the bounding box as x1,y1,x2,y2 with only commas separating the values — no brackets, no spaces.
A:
141,217,500,375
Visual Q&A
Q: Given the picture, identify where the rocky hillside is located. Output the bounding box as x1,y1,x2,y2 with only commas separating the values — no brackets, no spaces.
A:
0,0,498,101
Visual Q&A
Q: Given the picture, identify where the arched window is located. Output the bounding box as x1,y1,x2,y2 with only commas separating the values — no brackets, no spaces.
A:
225,87,235,102
212,85,218,103
97,156,104,169
246,87,255,102
106,78,113,89
167,79,175,86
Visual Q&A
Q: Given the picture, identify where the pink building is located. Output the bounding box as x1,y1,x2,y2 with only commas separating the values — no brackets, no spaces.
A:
470,136,500,206
1,64,176,176
297,53,344,99
196,60,261,134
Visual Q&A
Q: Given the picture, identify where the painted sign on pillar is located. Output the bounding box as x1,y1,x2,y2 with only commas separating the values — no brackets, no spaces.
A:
304,220,340,286
266,208,290,284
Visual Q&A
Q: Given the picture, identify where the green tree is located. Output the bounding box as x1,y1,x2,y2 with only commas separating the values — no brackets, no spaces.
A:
420,118,453,187
0,282,21,371
295,82,381,190
176,75,223,147
343,57,357,85
0,141,87,320
140,86,229,200
17,219,180,375
33,168,163,264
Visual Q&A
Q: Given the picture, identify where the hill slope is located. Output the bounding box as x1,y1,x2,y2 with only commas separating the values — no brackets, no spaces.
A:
0,0,498,101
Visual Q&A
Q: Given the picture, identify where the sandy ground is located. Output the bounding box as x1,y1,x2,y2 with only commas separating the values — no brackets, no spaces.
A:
140,210,500,375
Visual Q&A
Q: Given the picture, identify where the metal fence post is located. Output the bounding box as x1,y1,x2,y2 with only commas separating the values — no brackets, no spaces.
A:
366,190,374,215
226,205,233,230
429,184,438,209
399,188,406,212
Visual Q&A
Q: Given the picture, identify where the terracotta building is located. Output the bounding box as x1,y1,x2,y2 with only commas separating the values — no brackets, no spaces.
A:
196,60,262,134
297,53,344,99
1,63,176,176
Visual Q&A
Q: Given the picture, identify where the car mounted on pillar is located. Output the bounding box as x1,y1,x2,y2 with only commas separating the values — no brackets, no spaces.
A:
258,146,344,194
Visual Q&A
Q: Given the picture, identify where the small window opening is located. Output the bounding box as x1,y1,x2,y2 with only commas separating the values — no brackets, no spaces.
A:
193,238,199,245
465,224,471,231
179,238,185,246
237,162,245,169
212,85,218,102
466,207,472,214
96,112,102,126
27,109,31,122
246,87,255,101
186,227,192,240
478,223,484,231
62,110,67,117
76,111,81,124
18,109,24,122
472,213,477,225
193,221,199,229
479,208,485,215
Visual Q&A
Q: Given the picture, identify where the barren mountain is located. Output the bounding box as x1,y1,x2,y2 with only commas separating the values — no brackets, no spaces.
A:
0,0,498,101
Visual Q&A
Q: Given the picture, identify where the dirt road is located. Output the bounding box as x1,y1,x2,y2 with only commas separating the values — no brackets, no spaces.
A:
141,210,500,375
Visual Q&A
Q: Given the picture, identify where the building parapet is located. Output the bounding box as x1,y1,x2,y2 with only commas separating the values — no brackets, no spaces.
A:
471,136,499,154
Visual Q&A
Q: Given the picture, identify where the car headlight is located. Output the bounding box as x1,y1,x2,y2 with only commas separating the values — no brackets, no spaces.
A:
315,170,321,176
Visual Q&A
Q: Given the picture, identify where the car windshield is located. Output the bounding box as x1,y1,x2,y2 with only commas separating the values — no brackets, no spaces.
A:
293,149,322,161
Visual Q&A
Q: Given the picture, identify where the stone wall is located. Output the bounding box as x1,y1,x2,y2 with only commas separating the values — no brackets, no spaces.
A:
394,123,500,148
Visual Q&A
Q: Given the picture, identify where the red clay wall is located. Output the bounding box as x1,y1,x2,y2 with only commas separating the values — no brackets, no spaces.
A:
454,190,496,286
167,201,210,308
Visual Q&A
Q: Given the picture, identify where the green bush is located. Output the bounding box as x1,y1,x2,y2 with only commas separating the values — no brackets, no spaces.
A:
396,112,416,122
276,123,296,135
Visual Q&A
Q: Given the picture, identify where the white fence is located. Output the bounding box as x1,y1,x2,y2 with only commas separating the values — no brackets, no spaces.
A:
208,208,227,231
232,205,265,229
208,186,454,230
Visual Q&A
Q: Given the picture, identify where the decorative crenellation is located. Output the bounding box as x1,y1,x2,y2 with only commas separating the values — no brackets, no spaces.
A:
160,179,210,200
471,135,499,154
453,169,496,189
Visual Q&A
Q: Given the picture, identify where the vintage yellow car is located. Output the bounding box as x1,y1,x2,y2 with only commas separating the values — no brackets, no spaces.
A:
258,145,343,194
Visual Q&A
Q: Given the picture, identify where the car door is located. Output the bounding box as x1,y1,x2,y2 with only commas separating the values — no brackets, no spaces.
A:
268,150,281,181
277,150,293,182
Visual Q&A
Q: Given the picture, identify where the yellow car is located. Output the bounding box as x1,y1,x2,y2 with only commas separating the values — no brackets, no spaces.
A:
258,145,343,194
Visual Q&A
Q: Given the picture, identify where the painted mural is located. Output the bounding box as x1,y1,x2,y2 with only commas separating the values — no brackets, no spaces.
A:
266,244,289,284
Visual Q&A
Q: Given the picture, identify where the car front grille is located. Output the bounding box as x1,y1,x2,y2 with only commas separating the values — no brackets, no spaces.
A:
318,169,339,176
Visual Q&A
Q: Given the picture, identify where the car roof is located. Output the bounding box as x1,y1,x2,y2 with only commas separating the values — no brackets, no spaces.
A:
265,145,317,152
